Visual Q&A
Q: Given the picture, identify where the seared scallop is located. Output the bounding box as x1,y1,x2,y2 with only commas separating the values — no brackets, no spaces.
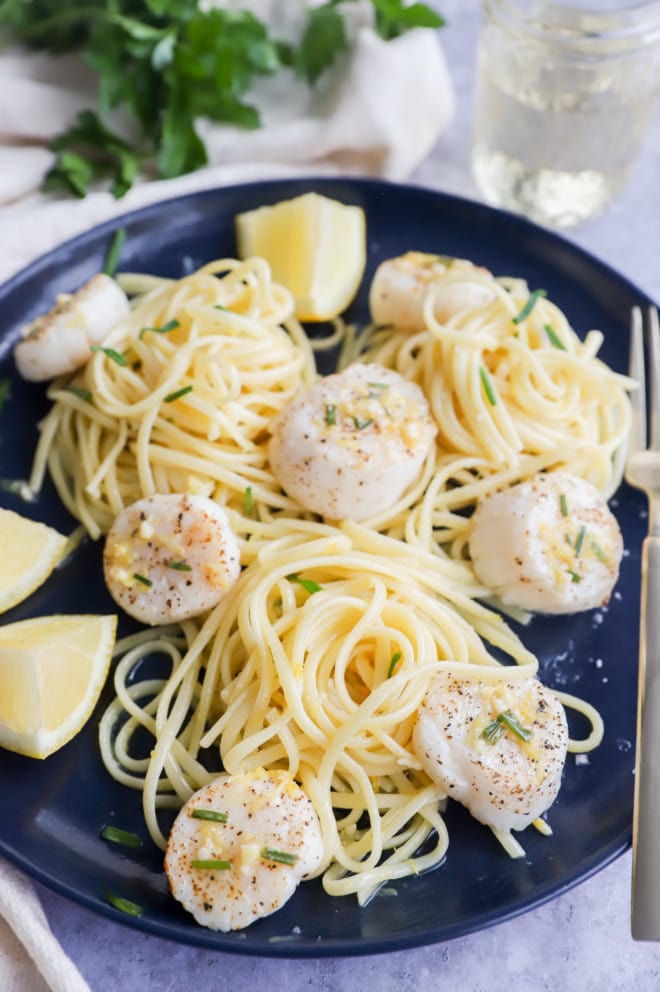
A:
165,768,324,931
268,362,437,520
103,493,240,625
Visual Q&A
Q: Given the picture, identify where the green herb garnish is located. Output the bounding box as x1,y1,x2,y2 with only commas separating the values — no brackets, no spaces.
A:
191,859,232,871
574,525,586,557
325,404,337,426
103,226,126,277
2,3,441,200
287,573,322,595
497,709,533,742
65,385,92,402
352,416,374,430
481,718,505,744
101,825,142,848
479,366,497,406
590,539,608,562
544,323,566,350
568,570,582,583
90,344,127,366
387,651,402,678
139,319,180,339
0,378,11,413
512,289,547,324
482,709,533,744
244,486,254,516
261,848,298,866
167,560,192,571
163,385,193,403
104,889,144,917
190,809,228,823
133,572,152,587
560,493,568,518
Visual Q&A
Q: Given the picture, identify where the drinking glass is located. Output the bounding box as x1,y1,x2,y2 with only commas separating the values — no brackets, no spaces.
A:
471,0,660,227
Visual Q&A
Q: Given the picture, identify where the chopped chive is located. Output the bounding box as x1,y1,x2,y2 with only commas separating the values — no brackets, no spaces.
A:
134,572,152,587
544,323,566,350
482,710,532,743
167,559,192,571
590,539,608,562
103,227,126,278
352,416,374,430
104,889,143,917
0,377,11,413
287,573,322,595
560,493,568,517
368,381,389,391
497,709,533,742
190,808,228,823
568,570,582,583
139,318,180,339
574,525,586,557
65,385,93,402
101,825,142,848
244,486,254,516
191,859,232,870
261,848,298,866
163,384,193,403
325,404,337,426
387,651,402,678
512,289,547,324
482,718,505,744
479,366,497,405
90,345,127,366
213,304,228,311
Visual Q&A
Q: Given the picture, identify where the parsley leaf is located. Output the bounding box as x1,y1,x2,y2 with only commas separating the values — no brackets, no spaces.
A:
2,0,444,198
295,6,349,84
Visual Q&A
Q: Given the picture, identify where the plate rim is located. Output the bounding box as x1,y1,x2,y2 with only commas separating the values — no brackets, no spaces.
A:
0,175,651,956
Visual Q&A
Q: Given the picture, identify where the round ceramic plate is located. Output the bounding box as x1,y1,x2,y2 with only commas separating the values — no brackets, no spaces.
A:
0,178,648,956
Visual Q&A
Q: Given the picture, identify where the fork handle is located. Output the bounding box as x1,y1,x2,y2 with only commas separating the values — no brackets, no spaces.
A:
631,535,660,939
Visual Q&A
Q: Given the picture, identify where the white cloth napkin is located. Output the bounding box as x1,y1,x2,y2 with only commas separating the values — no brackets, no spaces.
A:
0,6,454,990
0,860,90,992
0,4,454,283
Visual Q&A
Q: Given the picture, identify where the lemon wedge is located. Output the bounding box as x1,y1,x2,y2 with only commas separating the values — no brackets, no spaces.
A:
236,192,367,321
0,614,117,759
0,508,68,614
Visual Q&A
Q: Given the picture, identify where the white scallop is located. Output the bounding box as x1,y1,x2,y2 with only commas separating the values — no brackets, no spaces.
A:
413,670,568,832
164,768,324,932
268,363,437,521
468,472,623,614
103,493,240,625
369,252,496,330
14,274,130,382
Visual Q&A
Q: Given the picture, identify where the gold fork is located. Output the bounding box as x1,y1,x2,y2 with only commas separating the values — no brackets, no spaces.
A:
625,304,660,940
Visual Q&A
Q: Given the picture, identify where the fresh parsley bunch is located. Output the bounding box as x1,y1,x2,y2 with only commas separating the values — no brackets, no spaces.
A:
0,0,444,199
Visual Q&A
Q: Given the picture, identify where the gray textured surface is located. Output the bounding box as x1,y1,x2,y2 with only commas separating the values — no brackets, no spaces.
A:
35,2,660,988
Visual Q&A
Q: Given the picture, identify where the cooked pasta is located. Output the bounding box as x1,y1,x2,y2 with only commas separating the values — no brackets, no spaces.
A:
29,251,623,917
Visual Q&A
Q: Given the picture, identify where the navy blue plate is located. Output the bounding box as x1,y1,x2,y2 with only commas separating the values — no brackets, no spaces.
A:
0,178,649,956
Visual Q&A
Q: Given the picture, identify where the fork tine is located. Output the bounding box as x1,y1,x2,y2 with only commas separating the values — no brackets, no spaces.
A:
648,307,660,451
629,305,647,455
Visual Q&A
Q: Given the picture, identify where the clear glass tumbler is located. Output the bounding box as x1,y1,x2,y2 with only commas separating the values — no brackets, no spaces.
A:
471,0,660,228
